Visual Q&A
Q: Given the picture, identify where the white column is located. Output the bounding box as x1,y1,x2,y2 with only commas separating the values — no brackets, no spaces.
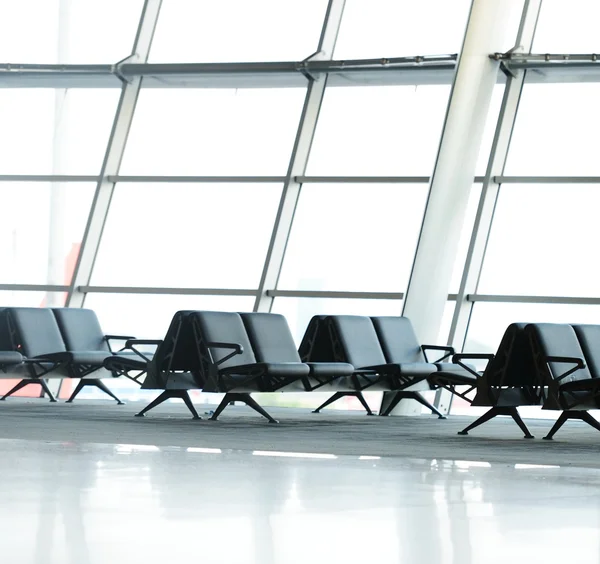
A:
386,0,529,416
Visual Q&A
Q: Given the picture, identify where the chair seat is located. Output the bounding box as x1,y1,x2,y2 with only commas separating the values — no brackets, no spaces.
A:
0,351,23,365
221,362,310,378
365,362,437,378
560,378,600,392
431,369,478,386
104,353,154,371
306,362,355,378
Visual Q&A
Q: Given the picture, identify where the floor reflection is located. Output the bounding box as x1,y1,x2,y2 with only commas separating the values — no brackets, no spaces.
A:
1,440,599,564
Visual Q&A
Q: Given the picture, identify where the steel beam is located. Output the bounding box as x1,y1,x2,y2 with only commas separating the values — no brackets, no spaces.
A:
65,0,162,307
385,0,529,417
253,0,346,312
449,0,542,356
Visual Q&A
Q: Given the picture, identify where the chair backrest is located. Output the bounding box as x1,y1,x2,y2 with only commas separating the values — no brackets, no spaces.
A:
298,315,334,362
526,323,592,385
192,311,257,372
326,315,387,368
141,311,201,389
241,313,302,363
52,308,110,352
573,324,600,379
371,316,425,364
0,308,13,351
7,307,67,358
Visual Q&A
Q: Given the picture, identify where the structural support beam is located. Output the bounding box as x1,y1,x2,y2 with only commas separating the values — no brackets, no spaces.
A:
383,0,530,417
253,0,346,312
449,0,542,353
65,0,162,307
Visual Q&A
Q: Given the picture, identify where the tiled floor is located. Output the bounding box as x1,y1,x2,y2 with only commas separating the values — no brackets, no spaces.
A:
2,436,600,564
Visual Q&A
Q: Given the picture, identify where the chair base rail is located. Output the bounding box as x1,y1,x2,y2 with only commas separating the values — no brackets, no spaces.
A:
135,389,201,419
312,391,375,415
0,378,57,402
66,379,125,405
458,406,534,438
543,410,600,440
380,390,446,419
210,393,278,423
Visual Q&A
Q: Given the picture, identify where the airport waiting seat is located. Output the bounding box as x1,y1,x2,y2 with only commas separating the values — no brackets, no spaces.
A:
241,313,355,390
372,316,466,418
52,308,137,404
323,315,438,415
105,310,203,419
452,323,540,438
192,311,310,423
527,323,600,440
299,315,376,414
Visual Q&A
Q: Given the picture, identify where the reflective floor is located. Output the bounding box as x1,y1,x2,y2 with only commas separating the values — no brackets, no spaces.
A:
3,438,600,564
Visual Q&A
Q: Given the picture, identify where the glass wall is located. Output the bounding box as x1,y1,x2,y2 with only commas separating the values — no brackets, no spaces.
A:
4,0,599,416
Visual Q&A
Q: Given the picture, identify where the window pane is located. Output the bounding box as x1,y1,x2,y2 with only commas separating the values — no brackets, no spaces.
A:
278,184,428,293
271,297,402,345
0,183,93,285
334,0,471,58
120,89,305,175
151,0,328,62
0,291,65,307
92,183,281,288
505,84,600,176
307,86,450,176
478,184,600,297
465,302,600,354
86,293,254,340
0,0,143,63
0,89,119,175
532,0,600,53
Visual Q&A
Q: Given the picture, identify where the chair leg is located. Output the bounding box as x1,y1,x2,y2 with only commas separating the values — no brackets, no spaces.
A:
543,411,600,440
407,391,447,419
542,412,569,440
1,379,57,402
354,392,375,416
312,392,348,413
312,391,373,415
379,391,402,416
135,390,201,419
210,393,278,423
458,407,533,438
66,379,124,405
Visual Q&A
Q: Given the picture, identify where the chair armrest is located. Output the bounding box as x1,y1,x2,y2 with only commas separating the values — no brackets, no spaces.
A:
104,334,137,352
544,355,586,383
125,339,163,348
104,334,136,341
452,353,495,379
206,341,244,366
421,344,455,363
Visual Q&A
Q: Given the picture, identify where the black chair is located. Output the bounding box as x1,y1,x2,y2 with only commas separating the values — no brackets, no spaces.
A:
317,315,437,416
452,323,540,438
527,323,600,440
52,308,137,404
192,311,309,423
105,311,203,419
0,307,73,402
241,312,355,390
372,316,460,419
300,315,375,414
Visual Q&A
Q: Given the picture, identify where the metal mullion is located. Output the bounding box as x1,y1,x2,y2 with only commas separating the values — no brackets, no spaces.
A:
0,284,69,292
495,176,600,184
108,175,285,183
65,0,163,307
449,0,542,355
253,0,346,313
79,286,256,297
467,295,600,306
0,175,100,182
